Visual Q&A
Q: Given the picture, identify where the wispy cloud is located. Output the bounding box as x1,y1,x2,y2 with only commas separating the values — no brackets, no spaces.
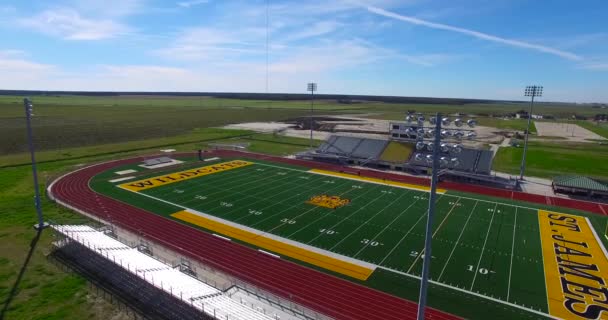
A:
362,4,584,61
18,8,132,40
580,62,608,71
177,0,209,8
283,20,342,42
0,50,55,72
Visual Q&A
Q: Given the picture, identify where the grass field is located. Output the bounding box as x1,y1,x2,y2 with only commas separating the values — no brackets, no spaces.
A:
577,120,608,139
493,140,608,179
91,157,608,320
3,94,596,156
0,131,321,319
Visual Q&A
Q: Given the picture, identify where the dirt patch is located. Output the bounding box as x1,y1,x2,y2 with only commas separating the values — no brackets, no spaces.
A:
535,122,605,142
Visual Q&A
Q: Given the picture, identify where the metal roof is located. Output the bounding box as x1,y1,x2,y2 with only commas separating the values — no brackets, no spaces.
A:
553,176,608,192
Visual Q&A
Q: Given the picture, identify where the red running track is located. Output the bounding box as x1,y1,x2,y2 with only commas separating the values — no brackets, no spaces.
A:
48,152,461,320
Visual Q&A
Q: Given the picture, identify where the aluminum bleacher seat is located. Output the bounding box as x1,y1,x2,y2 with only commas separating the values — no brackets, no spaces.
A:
350,139,389,159
324,136,362,155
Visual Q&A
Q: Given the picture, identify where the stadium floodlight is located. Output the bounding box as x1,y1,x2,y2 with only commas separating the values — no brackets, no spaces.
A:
454,131,464,139
452,144,463,154
307,83,317,148
427,142,434,152
520,85,543,180
451,157,460,167
454,118,463,127
441,117,450,126
467,119,477,128
441,130,452,138
429,116,437,125
425,154,434,164
418,115,425,123
406,115,413,123
415,153,424,162
416,141,426,151
426,129,435,137
417,128,425,136
440,143,450,153
439,156,449,167
405,127,414,135
23,98,48,231
466,131,477,140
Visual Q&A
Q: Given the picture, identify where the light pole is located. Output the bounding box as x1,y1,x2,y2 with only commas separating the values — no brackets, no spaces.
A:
24,98,48,231
307,82,317,148
520,85,543,180
411,114,474,320
416,113,441,320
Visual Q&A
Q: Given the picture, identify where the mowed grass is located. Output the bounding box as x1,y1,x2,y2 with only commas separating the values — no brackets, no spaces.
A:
493,141,608,179
2,94,596,156
91,159,570,319
0,98,316,155
0,134,319,319
577,120,608,139
0,162,134,320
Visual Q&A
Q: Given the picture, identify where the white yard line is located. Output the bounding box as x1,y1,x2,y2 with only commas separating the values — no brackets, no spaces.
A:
308,170,443,194
246,177,353,227
257,179,360,233
586,217,608,259
538,212,551,313
119,185,378,270
353,197,420,258
305,191,391,245
470,203,498,291
377,195,445,267
507,207,517,302
328,191,411,251
379,266,556,319
437,201,479,281
406,197,460,274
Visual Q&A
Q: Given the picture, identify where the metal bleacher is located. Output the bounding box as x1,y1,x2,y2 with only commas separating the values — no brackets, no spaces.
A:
52,225,276,320
316,135,388,160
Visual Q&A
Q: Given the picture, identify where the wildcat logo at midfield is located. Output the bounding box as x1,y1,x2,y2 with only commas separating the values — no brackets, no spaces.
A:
307,194,350,209
538,210,608,320
119,160,253,191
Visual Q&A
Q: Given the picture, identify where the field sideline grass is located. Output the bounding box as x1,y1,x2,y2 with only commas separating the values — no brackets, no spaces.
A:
0,134,318,319
493,140,608,179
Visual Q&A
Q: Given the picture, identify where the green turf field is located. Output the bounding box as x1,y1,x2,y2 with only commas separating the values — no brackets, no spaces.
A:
91,157,608,320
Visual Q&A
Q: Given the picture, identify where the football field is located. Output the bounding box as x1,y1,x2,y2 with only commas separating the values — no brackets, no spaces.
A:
93,158,608,320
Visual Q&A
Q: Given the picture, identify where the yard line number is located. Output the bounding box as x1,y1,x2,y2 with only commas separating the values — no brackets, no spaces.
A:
361,238,383,247
280,218,296,224
467,265,495,275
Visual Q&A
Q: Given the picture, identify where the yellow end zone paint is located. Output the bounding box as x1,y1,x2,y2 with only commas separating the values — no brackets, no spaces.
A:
538,210,608,320
308,169,446,194
119,160,253,192
171,210,375,281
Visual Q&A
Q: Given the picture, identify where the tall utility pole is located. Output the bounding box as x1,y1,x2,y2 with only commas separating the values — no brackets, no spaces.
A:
520,85,543,180
416,113,441,320
24,98,48,231
307,82,317,148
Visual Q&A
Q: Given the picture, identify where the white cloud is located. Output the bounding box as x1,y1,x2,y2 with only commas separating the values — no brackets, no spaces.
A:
283,21,342,42
0,50,56,74
177,0,209,8
69,0,144,17
362,4,584,61
18,8,131,40
580,63,608,71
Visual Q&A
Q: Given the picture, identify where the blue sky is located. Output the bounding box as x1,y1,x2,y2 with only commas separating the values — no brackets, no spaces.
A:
0,0,607,102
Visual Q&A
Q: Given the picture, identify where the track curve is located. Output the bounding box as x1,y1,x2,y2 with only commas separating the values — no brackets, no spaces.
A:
48,151,461,320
